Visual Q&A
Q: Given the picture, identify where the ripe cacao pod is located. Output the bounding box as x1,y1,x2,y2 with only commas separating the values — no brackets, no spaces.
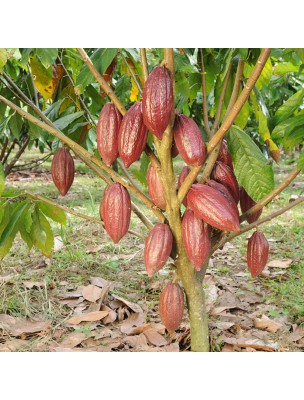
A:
247,231,269,277
147,164,166,210
102,182,131,243
159,282,184,332
144,223,173,276
217,139,233,170
177,166,197,207
187,184,240,232
118,102,148,167
211,161,239,204
142,66,173,139
173,114,206,167
182,209,211,271
51,147,75,196
206,180,238,215
240,187,263,223
99,193,106,221
96,103,122,166
171,139,179,158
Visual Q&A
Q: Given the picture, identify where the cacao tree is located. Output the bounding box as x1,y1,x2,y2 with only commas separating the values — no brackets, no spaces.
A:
0,48,303,351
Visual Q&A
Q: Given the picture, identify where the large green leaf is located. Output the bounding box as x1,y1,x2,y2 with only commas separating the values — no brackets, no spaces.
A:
30,206,54,257
0,202,29,258
227,126,274,201
38,201,66,225
282,126,304,150
76,48,119,94
244,58,272,90
8,112,23,139
36,48,58,69
19,207,33,250
0,162,4,195
274,88,304,124
273,62,299,76
234,100,250,129
53,111,84,131
272,114,304,142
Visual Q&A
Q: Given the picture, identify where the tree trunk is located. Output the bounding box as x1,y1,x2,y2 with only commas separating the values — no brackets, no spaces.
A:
178,256,210,352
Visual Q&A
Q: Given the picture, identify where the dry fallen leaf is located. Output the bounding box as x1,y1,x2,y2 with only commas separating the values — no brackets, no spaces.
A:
254,315,282,333
56,332,88,348
23,281,46,289
90,276,114,289
54,236,65,252
112,294,143,314
82,285,103,302
123,334,148,349
0,274,18,282
101,305,117,324
121,312,146,334
86,245,103,254
143,328,167,347
0,339,29,352
290,324,304,342
66,311,109,325
0,314,51,337
222,335,278,351
267,259,293,269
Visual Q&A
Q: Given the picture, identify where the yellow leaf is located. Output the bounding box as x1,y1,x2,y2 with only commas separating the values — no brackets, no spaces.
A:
30,56,53,101
130,79,139,102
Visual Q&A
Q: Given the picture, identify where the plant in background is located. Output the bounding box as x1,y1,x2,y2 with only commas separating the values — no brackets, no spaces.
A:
0,48,303,351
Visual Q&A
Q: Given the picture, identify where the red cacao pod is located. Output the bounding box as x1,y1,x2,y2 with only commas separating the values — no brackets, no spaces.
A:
240,187,263,223
103,182,131,243
144,223,173,276
247,231,269,277
173,114,206,167
187,184,240,232
142,66,173,139
147,164,166,210
171,139,179,158
206,180,239,215
182,209,211,271
51,147,75,196
217,139,233,170
159,282,184,332
211,161,239,204
99,193,106,221
177,166,197,207
118,102,148,168
96,103,122,166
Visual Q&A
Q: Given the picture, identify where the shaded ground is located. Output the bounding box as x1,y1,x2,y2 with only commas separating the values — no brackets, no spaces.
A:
0,153,303,352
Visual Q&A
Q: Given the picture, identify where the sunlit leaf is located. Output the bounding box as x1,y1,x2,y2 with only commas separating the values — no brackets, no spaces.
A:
30,206,54,257
30,56,53,101
36,48,58,69
274,88,304,124
38,201,66,225
272,114,304,142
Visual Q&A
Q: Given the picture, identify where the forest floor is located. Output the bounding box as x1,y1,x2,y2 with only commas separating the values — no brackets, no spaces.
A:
0,151,303,352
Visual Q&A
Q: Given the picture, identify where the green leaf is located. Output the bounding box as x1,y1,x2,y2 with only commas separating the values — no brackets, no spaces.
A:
273,62,299,76
8,112,23,139
298,152,304,172
282,126,304,150
234,100,250,129
43,98,65,121
76,48,119,93
36,48,58,68
0,49,8,73
0,202,29,258
256,58,272,90
19,48,32,68
272,114,304,142
19,207,33,250
227,126,274,201
274,88,304,124
30,206,54,257
0,162,5,195
38,201,66,225
53,111,84,131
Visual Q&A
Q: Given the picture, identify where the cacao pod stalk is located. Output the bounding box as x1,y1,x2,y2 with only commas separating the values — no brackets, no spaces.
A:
211,161,239,204
247,231,269,277
102,182,131,243
51,147,75,196
187,184,240,232
159,282,184,333
144,223,173,276
142,66,173,139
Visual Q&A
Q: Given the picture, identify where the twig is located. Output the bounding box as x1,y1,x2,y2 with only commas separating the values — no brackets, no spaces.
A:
240,166,301,223
0,138,9,162
5,136,30,175
199,49,211,138
212,196,304,252
24,191,145,241
120,52,142,94
140,49,149,82
211,62,233,136
177,48,271,204
224,58,244,118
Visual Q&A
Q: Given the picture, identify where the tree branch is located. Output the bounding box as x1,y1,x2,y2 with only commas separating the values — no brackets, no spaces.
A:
24,191,145,241
5,136,30,175
177,48,271,204
224,58,244,118
140,49,149,82
0,138,9,162
240,166,301,223
199,49,211,138
212,196,304,252
211,62,233,136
